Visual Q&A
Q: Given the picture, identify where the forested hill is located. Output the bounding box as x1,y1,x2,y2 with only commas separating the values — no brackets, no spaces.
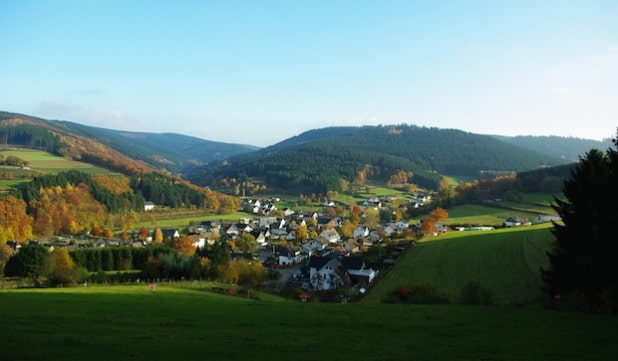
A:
0,111,258,174
0,111,152,174
59,121,259,172
494,135,614,162
188,125,568,193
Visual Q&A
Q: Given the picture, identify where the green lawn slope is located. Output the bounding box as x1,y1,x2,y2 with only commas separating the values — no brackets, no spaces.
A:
365,225,554,305
1,284,617,361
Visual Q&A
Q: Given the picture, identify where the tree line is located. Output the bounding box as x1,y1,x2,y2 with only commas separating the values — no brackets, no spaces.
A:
3,241,264,291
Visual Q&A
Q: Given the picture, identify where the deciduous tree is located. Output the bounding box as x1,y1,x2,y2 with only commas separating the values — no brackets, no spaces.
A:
0,196,33,243
48,248,75,286
236,233,257,254
154,228,164,244
173,236,197,257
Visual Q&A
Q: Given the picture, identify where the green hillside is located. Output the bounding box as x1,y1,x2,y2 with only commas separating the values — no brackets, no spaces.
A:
191,125,567,194
1,285,617,361
60,120,258,172
365,225,555,305
495,135,613,162
0,111,257,175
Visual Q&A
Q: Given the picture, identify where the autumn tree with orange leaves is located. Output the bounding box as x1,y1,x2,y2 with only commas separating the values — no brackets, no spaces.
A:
30,184,108,237
173,236,197,257
421,207,449,235
0,196,33,243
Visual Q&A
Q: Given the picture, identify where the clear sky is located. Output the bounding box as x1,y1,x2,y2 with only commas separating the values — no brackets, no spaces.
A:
1,0,617,147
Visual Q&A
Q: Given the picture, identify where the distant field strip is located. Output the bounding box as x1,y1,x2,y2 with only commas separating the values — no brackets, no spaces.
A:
446,204,541,226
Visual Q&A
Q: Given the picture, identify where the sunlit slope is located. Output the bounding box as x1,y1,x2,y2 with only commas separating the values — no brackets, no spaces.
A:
365,225,554,305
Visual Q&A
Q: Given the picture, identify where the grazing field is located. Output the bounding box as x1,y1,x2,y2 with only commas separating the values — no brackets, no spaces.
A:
446,204,540,227
522,192,563,206
134,211,256,229
0,149,115,175
364,225,554,305
1,285,616,361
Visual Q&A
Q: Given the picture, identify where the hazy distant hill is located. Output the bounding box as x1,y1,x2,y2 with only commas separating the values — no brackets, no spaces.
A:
0,111,258,174
494,135,613,162
188,125,569,193
59,121,259,172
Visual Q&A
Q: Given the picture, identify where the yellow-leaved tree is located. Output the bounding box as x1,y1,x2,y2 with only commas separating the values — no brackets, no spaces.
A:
0,196,33,243
48,248,75,286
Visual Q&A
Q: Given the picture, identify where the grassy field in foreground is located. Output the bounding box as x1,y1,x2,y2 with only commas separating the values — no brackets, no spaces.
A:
1,285,616,361
364,225,554,305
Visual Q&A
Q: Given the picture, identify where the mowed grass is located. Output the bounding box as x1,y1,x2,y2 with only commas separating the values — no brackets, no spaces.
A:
364,225,555,305
1,285,617,361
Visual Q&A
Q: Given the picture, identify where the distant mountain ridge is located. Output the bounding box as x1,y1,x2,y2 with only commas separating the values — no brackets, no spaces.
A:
3,110,608,194
494,135,613,162
0,111,258,174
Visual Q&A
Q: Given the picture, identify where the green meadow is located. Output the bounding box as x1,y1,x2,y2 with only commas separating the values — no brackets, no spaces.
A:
0,149,115,189
1,284,617,361
364,225,554,305
134,211,256,229
446,204,541,227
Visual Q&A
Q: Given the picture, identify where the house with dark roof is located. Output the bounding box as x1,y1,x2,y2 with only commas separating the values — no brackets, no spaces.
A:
161,229,180,240
275,245,306,266
504,216,532,227
308,255,377,290
308,256,348,291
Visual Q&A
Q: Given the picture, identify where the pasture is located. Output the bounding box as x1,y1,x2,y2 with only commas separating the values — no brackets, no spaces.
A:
0,148,115,178
1,285,616,361
134,211,256,229
364,225,554,305
446,204,541,227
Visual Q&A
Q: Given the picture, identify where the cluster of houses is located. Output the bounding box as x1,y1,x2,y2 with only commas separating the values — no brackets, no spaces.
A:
161,197,424,292
195,215,413,289
10,192,562,294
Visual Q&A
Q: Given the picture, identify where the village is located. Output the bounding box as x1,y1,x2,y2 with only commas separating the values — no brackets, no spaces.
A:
3,188,560,302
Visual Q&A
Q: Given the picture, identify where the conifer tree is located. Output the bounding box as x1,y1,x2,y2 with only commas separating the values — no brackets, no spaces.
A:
543,135,618,312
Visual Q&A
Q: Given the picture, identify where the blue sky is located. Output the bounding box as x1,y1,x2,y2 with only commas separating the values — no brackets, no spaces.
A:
1,0,617,147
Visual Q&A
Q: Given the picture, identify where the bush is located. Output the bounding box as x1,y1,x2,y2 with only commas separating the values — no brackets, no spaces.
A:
386,283,450,304
459,281,493,305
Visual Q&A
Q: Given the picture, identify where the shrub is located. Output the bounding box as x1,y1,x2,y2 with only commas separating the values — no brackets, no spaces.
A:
408,283,450,304
386,283,450,304
459,281,493,305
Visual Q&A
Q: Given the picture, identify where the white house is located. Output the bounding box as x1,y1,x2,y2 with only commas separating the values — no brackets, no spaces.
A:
302,239,326,256
255,231,268,246
504,216,532,227
309,257,347,291
276,246,306,266
353,226,370,238
308,256,376,291
395,221,410,230
144,201,155,211
320,228,341,244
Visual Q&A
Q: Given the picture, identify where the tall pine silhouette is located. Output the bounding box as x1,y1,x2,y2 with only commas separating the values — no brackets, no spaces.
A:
542,134,618,312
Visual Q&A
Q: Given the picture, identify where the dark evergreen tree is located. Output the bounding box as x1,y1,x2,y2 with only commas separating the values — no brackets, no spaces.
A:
4,243,50,284
542,135,618,312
